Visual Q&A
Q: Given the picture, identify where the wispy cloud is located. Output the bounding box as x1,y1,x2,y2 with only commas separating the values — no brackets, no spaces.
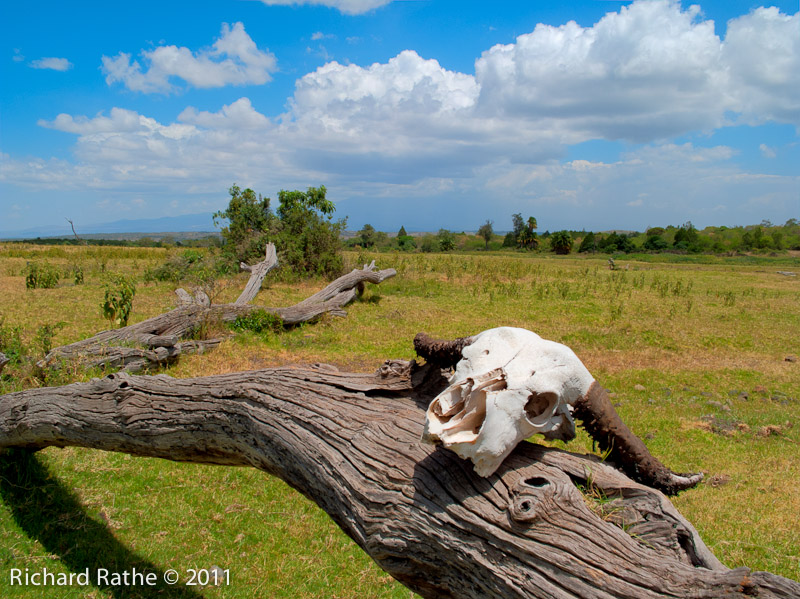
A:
258,0,392,16
101,22,277,93
30,57,72,71
759,143,777,158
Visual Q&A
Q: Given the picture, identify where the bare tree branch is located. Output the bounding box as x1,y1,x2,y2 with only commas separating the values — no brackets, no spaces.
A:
37,249,395,372
0,360,797,598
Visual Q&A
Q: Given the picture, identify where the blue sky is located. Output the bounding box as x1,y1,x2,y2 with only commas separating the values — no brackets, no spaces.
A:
1,0,798,234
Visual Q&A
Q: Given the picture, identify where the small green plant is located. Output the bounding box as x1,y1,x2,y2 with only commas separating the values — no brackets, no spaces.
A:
609,301,624,322
24,261,61,289
72,264,85,285
230,309,284,335
0,318,25,366
102,274,136,327
33,321,66,357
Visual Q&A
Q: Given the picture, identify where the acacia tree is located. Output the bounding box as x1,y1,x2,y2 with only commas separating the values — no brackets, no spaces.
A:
214,184,345,279
213,184,274,264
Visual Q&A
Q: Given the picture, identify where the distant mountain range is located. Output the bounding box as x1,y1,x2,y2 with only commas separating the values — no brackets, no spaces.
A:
0,213,219,240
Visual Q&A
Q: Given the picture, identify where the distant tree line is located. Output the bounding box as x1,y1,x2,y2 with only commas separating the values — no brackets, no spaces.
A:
348,217,800,256
10,197,798,261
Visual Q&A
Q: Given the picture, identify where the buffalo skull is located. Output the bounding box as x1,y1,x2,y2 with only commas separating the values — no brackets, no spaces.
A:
421,327,594,477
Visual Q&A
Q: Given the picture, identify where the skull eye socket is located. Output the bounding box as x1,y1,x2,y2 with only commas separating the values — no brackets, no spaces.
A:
525,391,558,426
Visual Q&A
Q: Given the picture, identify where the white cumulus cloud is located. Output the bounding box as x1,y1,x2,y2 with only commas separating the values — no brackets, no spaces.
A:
7,1,799,230
101,22,277,93
30,57,72,71
474,0,727,141
723,7,800,125
258,0,392,15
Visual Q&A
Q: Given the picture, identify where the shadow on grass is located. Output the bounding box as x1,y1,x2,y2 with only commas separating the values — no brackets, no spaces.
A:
0,449,205,598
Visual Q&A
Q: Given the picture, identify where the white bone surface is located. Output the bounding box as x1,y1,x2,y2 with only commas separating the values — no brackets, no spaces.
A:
421,327,595,477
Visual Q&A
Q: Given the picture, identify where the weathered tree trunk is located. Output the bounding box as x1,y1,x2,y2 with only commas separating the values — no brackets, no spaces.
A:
0,359,797,599
37,247,395,372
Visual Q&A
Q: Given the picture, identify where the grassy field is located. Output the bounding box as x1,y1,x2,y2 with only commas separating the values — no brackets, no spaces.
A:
1,243,799,597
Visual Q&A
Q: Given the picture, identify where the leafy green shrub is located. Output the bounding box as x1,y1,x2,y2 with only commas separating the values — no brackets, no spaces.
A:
72,264,85,285
643,234,668,251
438,229,456,252
33,322,65,357
144,249,199,282
24,261,61,289
230,309,283,334
0,318,25,366
102,274,136,327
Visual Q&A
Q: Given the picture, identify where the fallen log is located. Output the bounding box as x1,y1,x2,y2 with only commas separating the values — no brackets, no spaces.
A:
1,353,797,598
37,245,395,372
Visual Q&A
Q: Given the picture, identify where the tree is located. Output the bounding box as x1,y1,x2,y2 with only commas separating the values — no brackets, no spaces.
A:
477,220,494,250
598,232,635,254
398,225,408,238
36,245,396,373
273,186,345,278
511,213,525,241
673,222,699,250
213,184,274,263
358,224,377,248
214,184,345,279
517,216,539,250
437,229,456,252
550,230,573,255
644,234,669,251
3,332,799,598
578,231,597,253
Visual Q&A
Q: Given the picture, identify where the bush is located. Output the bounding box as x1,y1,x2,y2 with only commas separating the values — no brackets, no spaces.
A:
644,234,668,251
145,249,216,283
0,318,25,366
230,309,283,334
33,322,65,357
102,274,136,327
25,261,60,289
72,264,85,285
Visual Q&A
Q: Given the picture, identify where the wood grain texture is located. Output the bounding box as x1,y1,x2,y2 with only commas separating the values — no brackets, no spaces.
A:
1,361,797,599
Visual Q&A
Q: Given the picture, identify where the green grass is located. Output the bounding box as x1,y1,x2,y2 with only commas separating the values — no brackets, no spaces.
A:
1,244,799,596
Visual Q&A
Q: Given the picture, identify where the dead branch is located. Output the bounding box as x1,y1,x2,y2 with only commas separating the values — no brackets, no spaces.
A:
37,246,395,372
65,218,87,245
0,358,797,598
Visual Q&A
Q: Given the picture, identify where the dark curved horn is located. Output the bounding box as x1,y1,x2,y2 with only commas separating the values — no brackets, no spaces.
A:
573,382,703,495
413,333,475,369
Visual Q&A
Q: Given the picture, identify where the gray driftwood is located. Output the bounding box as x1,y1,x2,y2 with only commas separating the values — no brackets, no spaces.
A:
0,359,797,599
37,245,395,372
